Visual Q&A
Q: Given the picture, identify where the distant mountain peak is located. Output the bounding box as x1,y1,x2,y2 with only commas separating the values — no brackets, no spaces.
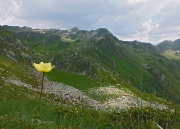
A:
69,27,79,32
174,38,180,42
163,40,173,43
95,28,111,35
157,39,180,51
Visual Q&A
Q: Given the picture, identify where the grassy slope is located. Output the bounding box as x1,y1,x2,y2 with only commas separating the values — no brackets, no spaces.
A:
129,47,180,103
46,69,94,90
0,27,180,128
1,26,180,104
0,55,180,129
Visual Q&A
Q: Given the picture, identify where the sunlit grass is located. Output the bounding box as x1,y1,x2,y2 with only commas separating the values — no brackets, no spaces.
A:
46,69,94,90
162,49,180,60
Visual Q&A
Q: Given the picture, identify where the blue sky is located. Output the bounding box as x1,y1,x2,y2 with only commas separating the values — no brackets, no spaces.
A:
0,0,180,44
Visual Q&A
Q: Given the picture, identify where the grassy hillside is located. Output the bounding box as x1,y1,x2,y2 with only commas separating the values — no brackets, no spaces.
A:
2,25,180,104
0,53,180,129
0,25,180,128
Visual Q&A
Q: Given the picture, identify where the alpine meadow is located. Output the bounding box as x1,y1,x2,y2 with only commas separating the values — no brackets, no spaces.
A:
0,25,180,129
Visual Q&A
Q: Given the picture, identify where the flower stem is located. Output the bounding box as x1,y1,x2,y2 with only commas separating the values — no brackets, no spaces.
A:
34,72,45,117
37,72,45,108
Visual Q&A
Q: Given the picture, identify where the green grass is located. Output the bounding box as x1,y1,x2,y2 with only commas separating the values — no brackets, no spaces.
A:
46,69,94,90
0,54,180,129
1,25,180,128
2,25,180,104
162,49,180,60
1,83,180,129
0,27,17,40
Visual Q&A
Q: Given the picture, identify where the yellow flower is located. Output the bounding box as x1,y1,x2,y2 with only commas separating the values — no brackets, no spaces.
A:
33,62,54,72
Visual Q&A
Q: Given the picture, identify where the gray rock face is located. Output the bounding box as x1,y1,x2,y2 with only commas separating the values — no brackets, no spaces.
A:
0,36,30,62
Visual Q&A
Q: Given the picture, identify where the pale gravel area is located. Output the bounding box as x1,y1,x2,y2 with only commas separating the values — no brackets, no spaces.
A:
104,96,167,110
88,86,132,96
88,86,168,110
43,78,103,109
4,77,104,110
4,77,168,111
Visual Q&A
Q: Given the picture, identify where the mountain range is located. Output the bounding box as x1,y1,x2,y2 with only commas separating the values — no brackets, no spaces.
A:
0,25,180,105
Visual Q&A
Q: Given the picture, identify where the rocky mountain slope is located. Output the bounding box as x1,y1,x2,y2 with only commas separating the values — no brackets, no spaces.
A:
1,25,180,105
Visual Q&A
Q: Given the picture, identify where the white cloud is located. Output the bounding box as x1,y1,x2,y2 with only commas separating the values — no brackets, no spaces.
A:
0,0,24,25
127,0,147,4
142,19,159,32
0,0,180,44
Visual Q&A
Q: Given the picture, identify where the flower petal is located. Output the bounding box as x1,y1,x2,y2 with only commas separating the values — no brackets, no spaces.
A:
33,63,43,72
33,62,54,72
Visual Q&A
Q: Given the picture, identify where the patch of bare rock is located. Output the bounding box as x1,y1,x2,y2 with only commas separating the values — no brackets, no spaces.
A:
4,77,168,111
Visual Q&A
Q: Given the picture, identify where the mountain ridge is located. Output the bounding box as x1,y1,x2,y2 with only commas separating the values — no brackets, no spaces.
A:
1,25,180,104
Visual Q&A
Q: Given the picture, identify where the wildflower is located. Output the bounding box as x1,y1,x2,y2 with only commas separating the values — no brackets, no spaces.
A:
33,62,54,72
32,62,54,122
